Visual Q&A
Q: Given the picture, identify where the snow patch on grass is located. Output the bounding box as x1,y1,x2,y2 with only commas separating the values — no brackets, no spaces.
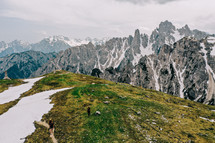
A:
199,117,215,123
181,105,189,108
0,88,71,143
0,77,43,104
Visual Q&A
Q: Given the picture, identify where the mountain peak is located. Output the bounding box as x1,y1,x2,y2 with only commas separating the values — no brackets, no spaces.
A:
134,29,140,37
87,42,94,48
184,24,190,29
132,29,141,46
181,24,191,32
178,24,192,37
159,20,176,31
46,35,70,43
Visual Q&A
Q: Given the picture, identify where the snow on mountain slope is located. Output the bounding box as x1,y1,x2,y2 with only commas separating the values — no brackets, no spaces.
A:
0,36,108,57
43,35,108,47
0,88,71,143
0,77,43,104
46,35,88,47
207,36,215,56
211,45,215,56
207,36,215,44
171,60,186,98
95,39,130,70
113,40,131,68
172,31,183,42
0,42,8,53
132,40,154,65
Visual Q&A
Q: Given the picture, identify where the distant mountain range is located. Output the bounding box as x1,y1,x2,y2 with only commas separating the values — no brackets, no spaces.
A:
1,20,215,105
0,36,108,57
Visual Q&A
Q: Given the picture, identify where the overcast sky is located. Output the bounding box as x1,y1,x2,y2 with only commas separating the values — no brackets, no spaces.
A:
0,0,215,42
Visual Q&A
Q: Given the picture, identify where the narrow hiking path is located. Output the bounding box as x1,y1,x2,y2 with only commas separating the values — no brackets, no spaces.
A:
36,121,58,143
0,77,43,104
0,88,71,143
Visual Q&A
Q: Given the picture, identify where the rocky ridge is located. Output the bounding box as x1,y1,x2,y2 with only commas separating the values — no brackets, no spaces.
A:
100,36,215,105
0,51,56,79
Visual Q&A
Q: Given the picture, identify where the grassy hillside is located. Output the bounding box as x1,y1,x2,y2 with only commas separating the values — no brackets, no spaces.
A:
22,71,215,143
1,71,214,142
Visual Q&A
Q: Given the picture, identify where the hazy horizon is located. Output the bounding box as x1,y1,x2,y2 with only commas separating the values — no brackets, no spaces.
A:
0,0,215,42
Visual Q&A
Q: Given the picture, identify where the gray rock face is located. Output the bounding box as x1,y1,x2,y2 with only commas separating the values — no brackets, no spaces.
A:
101,37,215,105
150,21,208,54
32,42,98,77
0,51,56,79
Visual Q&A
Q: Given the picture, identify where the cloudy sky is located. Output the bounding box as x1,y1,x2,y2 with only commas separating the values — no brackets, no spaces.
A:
0,0,215,42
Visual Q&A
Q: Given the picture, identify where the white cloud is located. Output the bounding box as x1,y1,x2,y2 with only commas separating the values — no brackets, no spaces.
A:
115,0,183,4
0,0,215,41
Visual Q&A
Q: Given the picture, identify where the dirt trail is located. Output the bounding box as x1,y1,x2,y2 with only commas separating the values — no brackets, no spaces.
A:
36,121,58,143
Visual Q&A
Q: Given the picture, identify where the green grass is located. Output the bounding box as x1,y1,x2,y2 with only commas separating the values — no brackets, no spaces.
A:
23,71,215,143
0,71,214,142
21,71,112,98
